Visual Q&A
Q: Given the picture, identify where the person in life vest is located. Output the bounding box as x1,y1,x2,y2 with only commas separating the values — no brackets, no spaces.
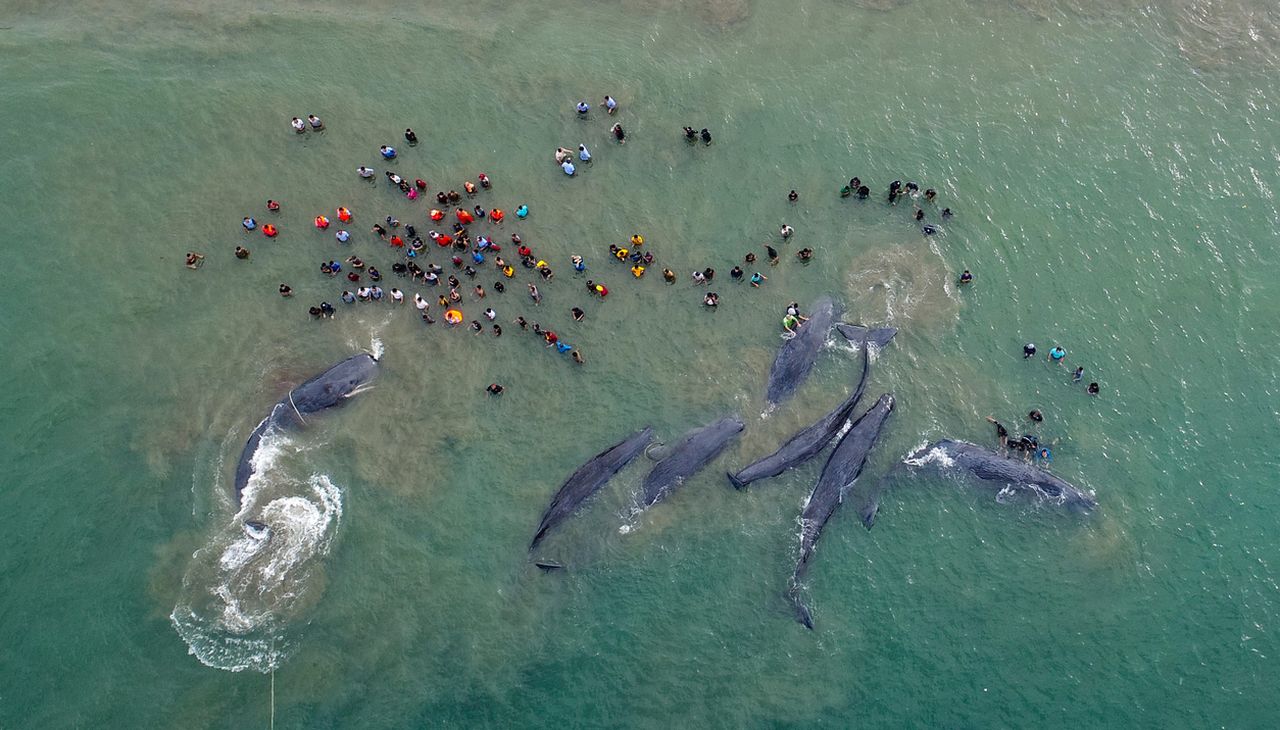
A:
337,207,352,222
262,224,278,238
315,215,330,229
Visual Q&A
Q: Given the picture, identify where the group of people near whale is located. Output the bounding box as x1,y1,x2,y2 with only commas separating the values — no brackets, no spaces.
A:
202,107,966,375
220,110,1099,634
229,165,816,366
518,296,1097,629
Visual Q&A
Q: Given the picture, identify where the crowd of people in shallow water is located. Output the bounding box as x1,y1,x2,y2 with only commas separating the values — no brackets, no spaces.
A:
183,96,1099,411
973,340,1100,468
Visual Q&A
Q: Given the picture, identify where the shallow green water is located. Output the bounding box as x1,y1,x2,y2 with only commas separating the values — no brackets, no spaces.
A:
3,0,1280,726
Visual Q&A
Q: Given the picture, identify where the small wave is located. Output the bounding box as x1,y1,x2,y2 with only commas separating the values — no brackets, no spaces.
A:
827,332,884,362
171,604,289,673
234,414,291,516
903,441,955,469
173,471,343,673
833,418,855,441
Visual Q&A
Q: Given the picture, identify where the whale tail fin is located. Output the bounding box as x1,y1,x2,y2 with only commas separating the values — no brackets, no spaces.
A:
727,471,747,490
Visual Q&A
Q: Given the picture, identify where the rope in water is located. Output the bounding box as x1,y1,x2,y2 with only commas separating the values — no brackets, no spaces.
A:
269,638,276,730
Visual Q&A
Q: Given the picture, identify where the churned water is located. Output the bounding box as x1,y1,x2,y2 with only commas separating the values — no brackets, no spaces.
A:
2,0,1279,726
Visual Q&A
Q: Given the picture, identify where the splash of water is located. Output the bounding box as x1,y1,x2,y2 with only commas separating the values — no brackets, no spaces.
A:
172,429,344,672
903,441,957,469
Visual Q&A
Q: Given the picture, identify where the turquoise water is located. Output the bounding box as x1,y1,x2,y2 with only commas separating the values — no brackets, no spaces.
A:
3,0,1280,725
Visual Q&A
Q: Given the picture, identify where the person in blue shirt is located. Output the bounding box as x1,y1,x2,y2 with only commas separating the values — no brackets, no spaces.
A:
578,144,591,162
380,145,396,159
1048,346,1066,364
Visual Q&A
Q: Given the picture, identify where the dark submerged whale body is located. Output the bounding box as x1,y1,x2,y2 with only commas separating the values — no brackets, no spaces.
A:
729,345,870,490
860,439,1096,528
641,417,744,508
232,353,380,509
766,297,839,404
529,427,654,551
788,394,894,629
836,323,897,348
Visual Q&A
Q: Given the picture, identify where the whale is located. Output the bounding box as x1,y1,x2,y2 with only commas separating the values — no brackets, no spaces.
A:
728,344,869,489
860,439,1096,528
641,417,744,508
232,353,380,510
529,427,654,551
788,394,894,629
766,297,839,404
836,323,896,349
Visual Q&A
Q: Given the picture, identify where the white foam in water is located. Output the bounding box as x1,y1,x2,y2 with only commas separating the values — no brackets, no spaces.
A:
903,440,955,469
370,336,385,361
173,435,344,673
234,416,291,516
827,329,884,363
833,418,855,441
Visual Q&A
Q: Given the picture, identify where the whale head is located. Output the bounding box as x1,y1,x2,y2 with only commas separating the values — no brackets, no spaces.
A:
290,353,381,414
